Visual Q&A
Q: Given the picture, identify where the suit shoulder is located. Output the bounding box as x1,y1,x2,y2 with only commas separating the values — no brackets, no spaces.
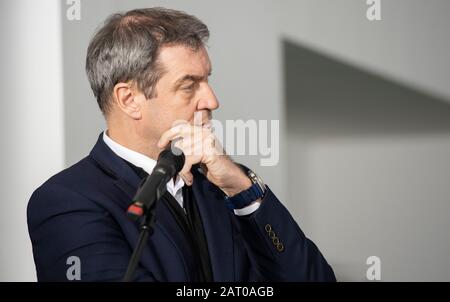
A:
27,157,107,226
43,155,108,188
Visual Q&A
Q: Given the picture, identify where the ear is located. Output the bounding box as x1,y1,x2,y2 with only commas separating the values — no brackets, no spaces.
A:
112,82,143,120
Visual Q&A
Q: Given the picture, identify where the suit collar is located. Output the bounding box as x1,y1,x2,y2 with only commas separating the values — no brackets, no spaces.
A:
102,130,158,174
89,133,141,189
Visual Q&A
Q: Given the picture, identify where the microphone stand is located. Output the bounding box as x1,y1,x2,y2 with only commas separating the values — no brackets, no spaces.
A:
122,209,156,282
123,180,167,282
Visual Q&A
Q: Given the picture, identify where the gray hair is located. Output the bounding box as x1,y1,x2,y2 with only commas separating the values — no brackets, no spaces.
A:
85,7,209,115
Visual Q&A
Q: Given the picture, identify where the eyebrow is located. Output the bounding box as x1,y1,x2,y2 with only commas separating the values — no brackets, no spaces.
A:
173,69,212,90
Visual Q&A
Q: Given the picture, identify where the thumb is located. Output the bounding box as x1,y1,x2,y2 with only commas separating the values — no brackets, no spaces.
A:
179,163,194,186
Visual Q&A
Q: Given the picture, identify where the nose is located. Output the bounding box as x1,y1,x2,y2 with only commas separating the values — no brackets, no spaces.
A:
197,83,219,111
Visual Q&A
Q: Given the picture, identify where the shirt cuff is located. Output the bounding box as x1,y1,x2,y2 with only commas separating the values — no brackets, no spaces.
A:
233,201,261,216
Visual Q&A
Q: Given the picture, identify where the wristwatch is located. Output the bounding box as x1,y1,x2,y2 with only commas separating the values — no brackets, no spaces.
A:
225,165,267,210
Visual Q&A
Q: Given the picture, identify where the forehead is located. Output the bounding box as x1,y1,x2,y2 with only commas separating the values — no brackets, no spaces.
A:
158,44,211,78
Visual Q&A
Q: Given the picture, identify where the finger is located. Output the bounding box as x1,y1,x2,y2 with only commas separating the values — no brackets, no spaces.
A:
174,135,193,156
179,164,194,185
170,137,185,154
180,172,193,186
201,130,223,158
157,123,188,149
188,128,212,157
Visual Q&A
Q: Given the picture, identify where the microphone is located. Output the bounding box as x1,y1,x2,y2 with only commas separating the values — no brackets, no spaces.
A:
126,144,185,221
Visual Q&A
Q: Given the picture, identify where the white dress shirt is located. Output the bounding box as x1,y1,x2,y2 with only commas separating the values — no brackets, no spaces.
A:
103,130,260,215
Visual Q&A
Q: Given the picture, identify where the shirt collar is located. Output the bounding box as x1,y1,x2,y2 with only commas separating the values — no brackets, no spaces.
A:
102,130,185,193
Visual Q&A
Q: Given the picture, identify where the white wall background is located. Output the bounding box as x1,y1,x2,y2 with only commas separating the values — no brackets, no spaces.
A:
0,0,64,281
1,0,449,281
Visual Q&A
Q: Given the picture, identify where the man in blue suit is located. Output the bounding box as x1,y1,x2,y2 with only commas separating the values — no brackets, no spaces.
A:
27,7,335,282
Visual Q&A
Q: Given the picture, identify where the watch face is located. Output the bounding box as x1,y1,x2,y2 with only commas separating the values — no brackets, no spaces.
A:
248,170,266,193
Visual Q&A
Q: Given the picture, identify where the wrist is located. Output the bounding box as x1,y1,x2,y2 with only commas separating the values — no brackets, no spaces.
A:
224,165,267,211
221,170,252,197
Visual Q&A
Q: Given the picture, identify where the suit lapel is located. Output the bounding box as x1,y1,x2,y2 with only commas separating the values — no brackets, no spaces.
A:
192,167,235,281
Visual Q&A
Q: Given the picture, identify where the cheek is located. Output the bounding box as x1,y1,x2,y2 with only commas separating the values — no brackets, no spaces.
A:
170,96,198,123
158,101,196,130
145,93,198,133
141,99,171,136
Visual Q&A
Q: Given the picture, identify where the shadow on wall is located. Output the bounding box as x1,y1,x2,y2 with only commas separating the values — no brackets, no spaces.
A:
283,39,450,281
284,39,450,139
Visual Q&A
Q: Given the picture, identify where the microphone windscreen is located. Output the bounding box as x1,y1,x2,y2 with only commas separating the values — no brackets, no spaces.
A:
157,145,185,173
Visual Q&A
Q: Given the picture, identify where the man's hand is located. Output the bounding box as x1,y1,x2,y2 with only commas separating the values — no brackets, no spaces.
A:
157,123,251,197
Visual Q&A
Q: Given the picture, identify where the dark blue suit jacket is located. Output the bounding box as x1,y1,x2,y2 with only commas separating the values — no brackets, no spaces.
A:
27,134,335,282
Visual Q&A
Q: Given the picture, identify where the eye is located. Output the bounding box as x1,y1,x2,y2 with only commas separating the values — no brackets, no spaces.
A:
182,85,194,91
181,82,199,93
